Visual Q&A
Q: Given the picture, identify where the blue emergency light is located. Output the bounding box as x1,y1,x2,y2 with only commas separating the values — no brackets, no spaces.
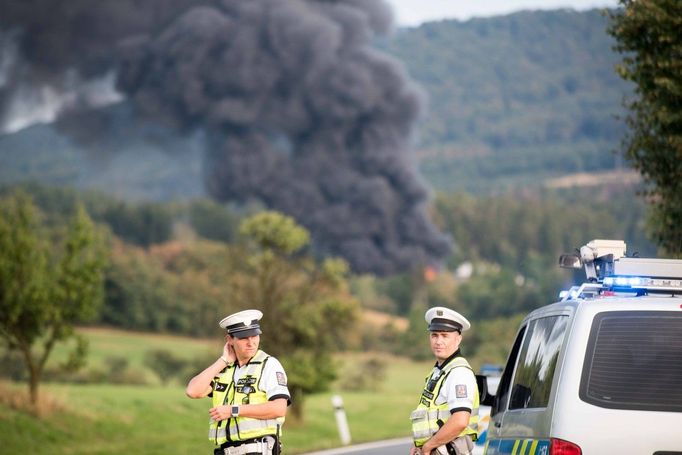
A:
603,275,682,292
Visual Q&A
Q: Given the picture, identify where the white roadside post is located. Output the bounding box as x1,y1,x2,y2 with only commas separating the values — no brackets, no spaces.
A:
331,394,351,445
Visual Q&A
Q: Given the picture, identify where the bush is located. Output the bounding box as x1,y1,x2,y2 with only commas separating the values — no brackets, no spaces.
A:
359,322,404,354
145,349,190,385
104,356,149,385
338,357,387,392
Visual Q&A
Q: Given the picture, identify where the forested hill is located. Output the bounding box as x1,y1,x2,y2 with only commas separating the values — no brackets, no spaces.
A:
380,8,631,192
0,9,632,199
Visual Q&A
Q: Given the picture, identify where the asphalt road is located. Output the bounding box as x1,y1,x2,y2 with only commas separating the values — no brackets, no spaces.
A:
302,438,485,455
303,383,497,455
302,437,413,455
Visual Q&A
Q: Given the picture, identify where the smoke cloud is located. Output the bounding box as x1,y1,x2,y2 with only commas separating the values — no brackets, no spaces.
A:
0,0,451,275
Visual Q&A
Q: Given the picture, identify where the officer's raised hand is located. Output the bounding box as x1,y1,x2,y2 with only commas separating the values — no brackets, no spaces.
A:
223,337,236,365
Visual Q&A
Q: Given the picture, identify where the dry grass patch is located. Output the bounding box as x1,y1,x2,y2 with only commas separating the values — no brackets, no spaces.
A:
0,381,66,417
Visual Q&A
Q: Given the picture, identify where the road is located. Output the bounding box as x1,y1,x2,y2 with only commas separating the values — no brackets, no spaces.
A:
303,376,498,455
302,437,485,455
302,437,413,455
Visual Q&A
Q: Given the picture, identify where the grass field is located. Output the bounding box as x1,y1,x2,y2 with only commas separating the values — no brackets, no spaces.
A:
1,328,433,454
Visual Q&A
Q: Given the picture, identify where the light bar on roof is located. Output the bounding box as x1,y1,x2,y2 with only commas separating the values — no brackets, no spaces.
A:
603,275,682,292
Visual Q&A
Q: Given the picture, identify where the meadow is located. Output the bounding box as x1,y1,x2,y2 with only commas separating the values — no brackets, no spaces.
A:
1,328,432,454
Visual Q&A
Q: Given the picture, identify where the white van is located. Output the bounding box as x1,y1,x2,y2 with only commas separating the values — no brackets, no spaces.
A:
482,240,682,455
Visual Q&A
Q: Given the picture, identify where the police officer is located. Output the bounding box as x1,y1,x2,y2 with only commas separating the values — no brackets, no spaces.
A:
410,307,479,455
186,309,290,455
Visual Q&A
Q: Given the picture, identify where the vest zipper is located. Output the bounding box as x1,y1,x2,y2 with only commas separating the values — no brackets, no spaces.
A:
215,367,237,445
223,366,238,444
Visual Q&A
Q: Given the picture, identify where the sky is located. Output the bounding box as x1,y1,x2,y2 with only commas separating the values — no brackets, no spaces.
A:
386,0,620,26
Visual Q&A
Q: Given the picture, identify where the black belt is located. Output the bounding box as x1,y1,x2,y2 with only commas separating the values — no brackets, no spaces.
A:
214,441,262,455
219,436,274,449
213,447,261,455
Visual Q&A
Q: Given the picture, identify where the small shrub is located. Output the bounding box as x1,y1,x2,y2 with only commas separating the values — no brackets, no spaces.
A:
105,356,149,385
339,357,387,392
145,349,189,385
0,381,65,417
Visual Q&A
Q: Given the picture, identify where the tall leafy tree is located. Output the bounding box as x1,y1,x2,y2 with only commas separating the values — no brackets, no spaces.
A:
231,211,359,420
608,0,682,255
0,191,107,405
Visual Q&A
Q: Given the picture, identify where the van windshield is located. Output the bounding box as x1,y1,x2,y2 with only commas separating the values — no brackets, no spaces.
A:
580,311,682,412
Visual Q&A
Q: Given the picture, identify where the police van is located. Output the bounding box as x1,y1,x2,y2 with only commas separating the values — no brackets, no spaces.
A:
481,240,682,455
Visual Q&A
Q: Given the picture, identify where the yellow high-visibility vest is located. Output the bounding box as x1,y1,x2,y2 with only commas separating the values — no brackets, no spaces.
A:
411,356,479,447
208,350,284,445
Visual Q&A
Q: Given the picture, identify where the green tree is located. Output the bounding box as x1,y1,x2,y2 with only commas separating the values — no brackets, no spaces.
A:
608,1,682,255
0,191,107,405
231,211,359,420
145,349,189,385
101,201,173,247
400,302,432,360
188,198,240,243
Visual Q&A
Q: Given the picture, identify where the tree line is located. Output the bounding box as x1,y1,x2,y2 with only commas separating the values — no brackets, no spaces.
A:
2,181,656,371
2,182,656,332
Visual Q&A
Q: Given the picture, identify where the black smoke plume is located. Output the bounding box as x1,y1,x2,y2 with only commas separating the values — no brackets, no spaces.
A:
0,0,451,275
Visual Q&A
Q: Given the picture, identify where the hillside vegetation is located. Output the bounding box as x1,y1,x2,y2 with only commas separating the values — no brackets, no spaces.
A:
379,8,630,191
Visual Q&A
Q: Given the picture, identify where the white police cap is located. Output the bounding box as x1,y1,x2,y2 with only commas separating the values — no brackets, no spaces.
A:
219,309,263,339
425,306,470,332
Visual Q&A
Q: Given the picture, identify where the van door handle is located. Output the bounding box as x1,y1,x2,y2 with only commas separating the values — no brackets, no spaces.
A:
494,421,502,428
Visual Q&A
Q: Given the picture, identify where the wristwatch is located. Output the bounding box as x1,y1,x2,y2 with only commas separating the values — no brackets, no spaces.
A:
231,405,240,417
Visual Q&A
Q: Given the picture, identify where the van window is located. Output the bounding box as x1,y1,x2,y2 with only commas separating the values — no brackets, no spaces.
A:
509,315,568,410
491,326,526,416
580,311,682,412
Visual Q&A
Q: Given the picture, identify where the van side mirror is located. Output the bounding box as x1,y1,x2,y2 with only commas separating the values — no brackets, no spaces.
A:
476,374,495,407
559,254,582,269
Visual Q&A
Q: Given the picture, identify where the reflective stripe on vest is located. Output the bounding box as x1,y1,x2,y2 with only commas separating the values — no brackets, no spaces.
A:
208,350,285,445
411,356,479,447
